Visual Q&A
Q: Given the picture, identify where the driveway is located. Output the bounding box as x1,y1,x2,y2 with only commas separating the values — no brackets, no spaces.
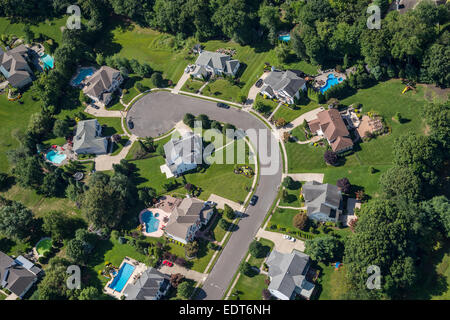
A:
280,106,325,132
173,71,190,93
284,173,324,183
158,264,207,283
256,229,305,253
247,72,269,105
127,91,283,300
207,194,241,212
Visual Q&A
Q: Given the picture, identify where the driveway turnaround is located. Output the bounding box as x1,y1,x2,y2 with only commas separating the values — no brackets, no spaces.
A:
127,91,283,300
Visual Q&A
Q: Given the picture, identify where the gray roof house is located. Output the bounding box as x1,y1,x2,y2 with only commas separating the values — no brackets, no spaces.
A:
73,119,108,155
301,181,343,223
163,133,203,177
0,252,42,298
123,267,170,300
192,51,240,79
82,66,123,106
260,70,306,105
266,250,315,300
0,45,33,88
165,198,215,244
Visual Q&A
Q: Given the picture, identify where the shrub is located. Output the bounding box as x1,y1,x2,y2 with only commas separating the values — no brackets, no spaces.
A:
282,176,295,190
293,212,308,230
249,240,264,258
262,289,271,300
324,150,338,165
239,262,252,276
336,178,351,194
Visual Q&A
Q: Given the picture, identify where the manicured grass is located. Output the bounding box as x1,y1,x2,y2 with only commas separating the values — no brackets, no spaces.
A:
253,95,279,117
0,292,6,300
273,100,320,124
229,273,268,300
168,240,215,273
268,207,299,232
278,187,302,208
202,79,243,103
316,263,351,300
290,126,308,142
182,78,205,94
110,137,130,156
286,142,327,172
247,238,274,268
96,117,124,136
36,238,52,256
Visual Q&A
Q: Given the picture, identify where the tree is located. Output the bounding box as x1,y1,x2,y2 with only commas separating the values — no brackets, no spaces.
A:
224,204,235,220
170,273,185,288
78,286,101,300
421,102,450,149
185,241,199,258
336,178,351,194
219,218,229,230
275,44,290,63
324,150,338,165
379,166,422,202
249,240,264,258
66,238,86,264
183,113,195,128
239,261,252,276
28,112,54,138
151,72,163,87
305,236,343,263
0,201,35,240
138,187,157,206
177,281,194,299
23,25,34,43
282,176,295,190
41,169,67,198
421,43,449,87
42,211,76,241
422,196,450,238
53,119,71,138
0,172,8,190
258,5,280,44
37,257,76,300
293,212,308,230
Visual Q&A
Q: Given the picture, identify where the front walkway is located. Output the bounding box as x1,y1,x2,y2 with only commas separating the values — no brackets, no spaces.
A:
283,173,324,183
256,229,305,253
158,264,207,283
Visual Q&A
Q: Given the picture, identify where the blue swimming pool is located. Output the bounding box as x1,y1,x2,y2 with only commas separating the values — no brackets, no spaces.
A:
320,74,344,94
40,54,54,70
46,150,67,164
279,34,290,42
141,210,160,233
72,67,95,86
108,262,135,292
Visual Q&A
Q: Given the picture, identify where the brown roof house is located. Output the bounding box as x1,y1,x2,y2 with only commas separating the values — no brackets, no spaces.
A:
0,45,33,88
0,252,42,298
308,109,354,153
165,198,215,244
82,66,123,106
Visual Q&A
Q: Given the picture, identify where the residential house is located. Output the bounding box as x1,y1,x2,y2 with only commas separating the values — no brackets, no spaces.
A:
82,66,123,106
301,181,343,223
266,250,315,300
0,252,42,298
123,267,170,300
0,45,33,88
191,51,240,79
260,69,307,105
308,109,354,153
163,132,203,177
165,198,215,245
73,119,108,155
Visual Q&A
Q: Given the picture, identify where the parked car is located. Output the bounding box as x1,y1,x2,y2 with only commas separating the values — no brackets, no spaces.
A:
283,235,296,242
162,260,173,267
184,66,190,73
255,79,263,88
249,195,258,206
128,121,134,129
217,102,230,109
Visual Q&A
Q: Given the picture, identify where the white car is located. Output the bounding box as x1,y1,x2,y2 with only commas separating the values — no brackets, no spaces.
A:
283,235,296,242
184,66,190,73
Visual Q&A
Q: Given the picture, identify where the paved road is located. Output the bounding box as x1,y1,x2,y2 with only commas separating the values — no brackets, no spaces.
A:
126,91,283,299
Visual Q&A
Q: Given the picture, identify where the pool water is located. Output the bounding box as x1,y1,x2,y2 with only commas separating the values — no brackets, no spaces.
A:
279,34,290,42
72,67,95,86
108,262,135,292
142,210,160,233
46,150,67,164
320,74,344,94
40,54,54,70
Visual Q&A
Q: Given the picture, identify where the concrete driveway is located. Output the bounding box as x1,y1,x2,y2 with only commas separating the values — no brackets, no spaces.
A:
207,194,241,211
256,229,305,253
284,173,324,183
158,264,207,283
247,72,269,105
127,91,283,300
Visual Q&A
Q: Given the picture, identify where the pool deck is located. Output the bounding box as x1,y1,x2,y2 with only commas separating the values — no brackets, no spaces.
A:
70,66,97,87
313,70,347,91
104,257,147,299
44,144,77,166
139,207,172,238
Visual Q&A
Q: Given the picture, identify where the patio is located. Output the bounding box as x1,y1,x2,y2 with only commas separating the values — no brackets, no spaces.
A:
139,207,171,238
312,70,347,91
104,257,147,299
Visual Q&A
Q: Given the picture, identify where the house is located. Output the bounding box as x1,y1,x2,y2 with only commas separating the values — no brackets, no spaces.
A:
0,252,42,298
165,198,215,244
301,181,343,223
123,267,170,300
0,45,33,88
82,66,123,106
260,70,307,105
191,51,240,79
266,250,315,300
163,132,203,177
73,119,108,155
308,109,354,153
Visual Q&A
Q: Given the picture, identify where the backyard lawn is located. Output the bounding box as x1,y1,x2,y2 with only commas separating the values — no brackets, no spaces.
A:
316,263,351,300
273,100,320,124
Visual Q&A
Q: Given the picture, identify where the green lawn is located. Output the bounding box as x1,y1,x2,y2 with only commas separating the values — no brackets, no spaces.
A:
203,79,243,103
110,137,130,156
316,263,351,300
0,292,6,300
96,117,124,136
253,95,279,117
168,240,215,273
290,126,308,142
273,100,320,124
268,207,299,232
278,187,302,208
182,78,205,94
248,238,274,268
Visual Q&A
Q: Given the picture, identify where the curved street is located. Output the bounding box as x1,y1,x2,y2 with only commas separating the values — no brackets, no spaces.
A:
126,91,283,300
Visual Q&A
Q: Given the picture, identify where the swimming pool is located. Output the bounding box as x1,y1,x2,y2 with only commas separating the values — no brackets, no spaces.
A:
141,210,160,233
40,54,54,70
72,67,95,86
108,262,135,292
46,150,67,164
279,34,290,42
320,74,344,94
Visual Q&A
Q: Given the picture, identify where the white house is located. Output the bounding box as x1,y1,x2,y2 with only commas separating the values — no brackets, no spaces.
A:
191,51,240,79
260,70,306,105
165,198,215,245
163,133,203,177
82,66,123,106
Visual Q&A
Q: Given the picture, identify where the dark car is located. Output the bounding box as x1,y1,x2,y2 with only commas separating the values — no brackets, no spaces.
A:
255,79,263,88
249,195,259,206
217,102,230,109
128,121,134,129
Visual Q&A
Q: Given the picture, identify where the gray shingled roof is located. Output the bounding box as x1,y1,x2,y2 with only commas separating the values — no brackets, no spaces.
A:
83,66,119,100
0,45,32,88
266,250,313,299
123,267,170,300
195,51,239,74
0,251,38,297
261,70,306,98
301,181,342,217
164,133,203,174
73,119,108,154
